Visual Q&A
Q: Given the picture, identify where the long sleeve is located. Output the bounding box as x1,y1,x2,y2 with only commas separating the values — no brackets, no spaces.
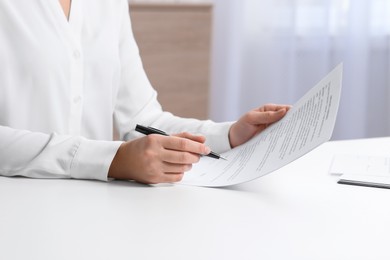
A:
114,1,233,153
0,0,232,182
0,126,121,181
0,1,126,181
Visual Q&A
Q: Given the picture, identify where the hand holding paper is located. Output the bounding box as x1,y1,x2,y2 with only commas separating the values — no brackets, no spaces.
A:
180,64,343,187
229,104,291,148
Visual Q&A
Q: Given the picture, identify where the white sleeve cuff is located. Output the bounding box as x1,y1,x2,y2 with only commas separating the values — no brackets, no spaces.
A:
204,121,234,154
70,138,123,181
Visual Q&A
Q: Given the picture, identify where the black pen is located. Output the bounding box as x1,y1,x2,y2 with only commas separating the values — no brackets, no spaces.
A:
135,124,227,160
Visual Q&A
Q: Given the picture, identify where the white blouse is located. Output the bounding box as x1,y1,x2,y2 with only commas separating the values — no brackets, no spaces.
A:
0,0,231,181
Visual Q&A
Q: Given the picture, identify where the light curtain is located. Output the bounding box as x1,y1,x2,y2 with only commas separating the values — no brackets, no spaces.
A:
210,0,390,140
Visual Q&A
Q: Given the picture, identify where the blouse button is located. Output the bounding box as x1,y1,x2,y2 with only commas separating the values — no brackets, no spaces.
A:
73,50,81,59
73,96,82,104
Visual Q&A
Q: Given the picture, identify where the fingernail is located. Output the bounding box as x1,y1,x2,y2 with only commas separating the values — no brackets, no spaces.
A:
204,146,211,155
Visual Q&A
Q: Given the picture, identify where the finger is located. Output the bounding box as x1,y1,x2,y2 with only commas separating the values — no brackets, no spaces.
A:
174,132,206,144
161,136,210,155
162,162,193,173
161,172,185,183
260,104,291,112
161,149,201,164
246,108,287,125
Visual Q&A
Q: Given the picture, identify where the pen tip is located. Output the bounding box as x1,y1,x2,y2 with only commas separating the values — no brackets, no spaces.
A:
220,156,228,161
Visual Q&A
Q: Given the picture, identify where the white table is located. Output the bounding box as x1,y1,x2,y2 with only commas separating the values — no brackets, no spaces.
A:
1,137,390,260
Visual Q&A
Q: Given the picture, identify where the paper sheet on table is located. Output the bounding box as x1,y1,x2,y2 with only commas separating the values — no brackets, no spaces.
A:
180,64,343,187
330,154,390,188
330,154,390,176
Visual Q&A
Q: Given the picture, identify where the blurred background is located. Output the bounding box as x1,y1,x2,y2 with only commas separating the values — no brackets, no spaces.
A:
129,0,390,140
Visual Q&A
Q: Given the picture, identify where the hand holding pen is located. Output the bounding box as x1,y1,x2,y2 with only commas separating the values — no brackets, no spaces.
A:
108,124,225,184
135,125,227,160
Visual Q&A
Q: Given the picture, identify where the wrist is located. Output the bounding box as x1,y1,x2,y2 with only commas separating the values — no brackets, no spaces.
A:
228,123,239,148
108,142,128,180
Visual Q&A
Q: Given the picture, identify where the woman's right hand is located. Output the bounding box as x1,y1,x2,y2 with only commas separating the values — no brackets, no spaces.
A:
108,133,210,184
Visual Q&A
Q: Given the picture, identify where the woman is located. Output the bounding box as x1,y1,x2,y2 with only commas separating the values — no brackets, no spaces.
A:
0,0,289,184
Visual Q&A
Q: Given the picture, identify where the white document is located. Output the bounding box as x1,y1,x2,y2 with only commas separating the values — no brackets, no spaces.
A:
180,64,343,187
330,154,390,177
330,154,390,188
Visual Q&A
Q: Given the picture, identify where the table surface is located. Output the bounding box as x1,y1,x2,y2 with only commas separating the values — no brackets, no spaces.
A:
1,137,390,260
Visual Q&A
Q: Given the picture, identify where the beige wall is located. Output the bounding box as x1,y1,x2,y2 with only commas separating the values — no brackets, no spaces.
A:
129,3,212,119
129,0,212,4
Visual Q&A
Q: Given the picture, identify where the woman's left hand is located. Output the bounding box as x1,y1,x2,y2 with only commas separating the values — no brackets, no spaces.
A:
229,104,291,148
